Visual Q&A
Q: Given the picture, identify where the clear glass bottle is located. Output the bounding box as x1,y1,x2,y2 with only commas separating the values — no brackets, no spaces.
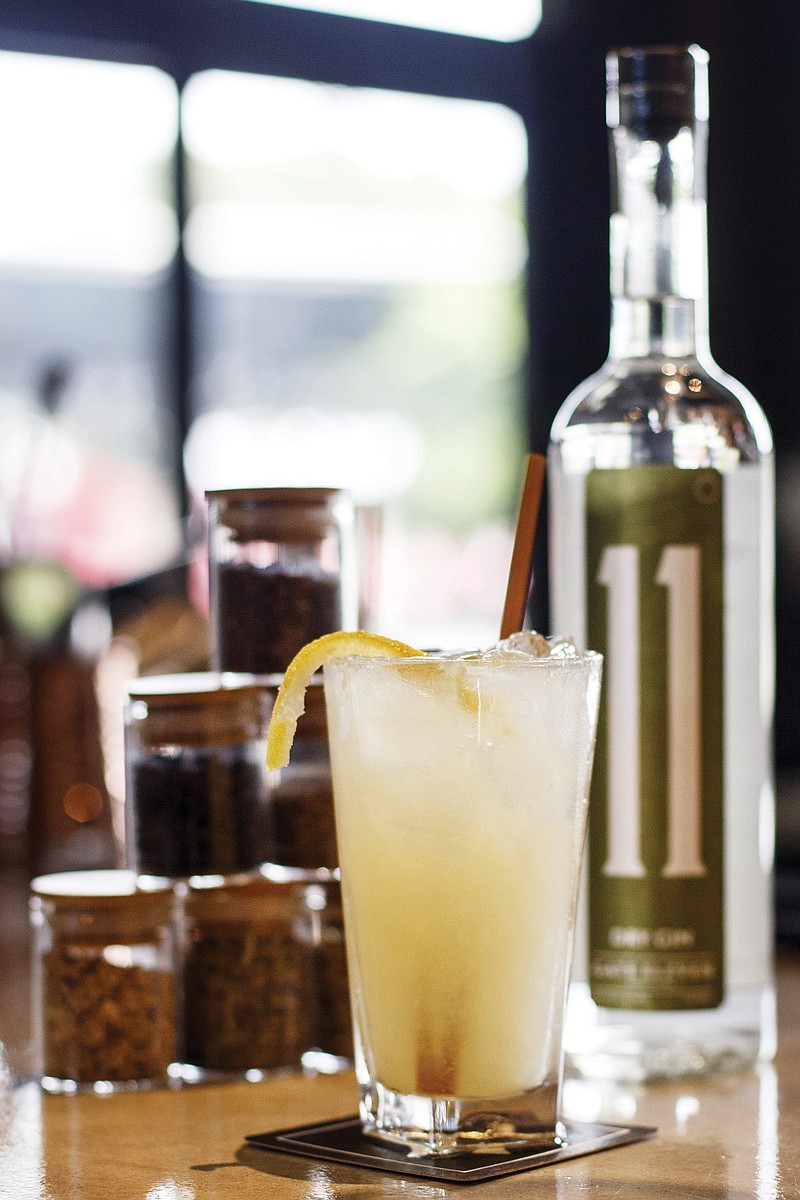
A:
549,44,775,1080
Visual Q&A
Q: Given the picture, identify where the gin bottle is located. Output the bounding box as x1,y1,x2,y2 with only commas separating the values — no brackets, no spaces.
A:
549,44,775,1080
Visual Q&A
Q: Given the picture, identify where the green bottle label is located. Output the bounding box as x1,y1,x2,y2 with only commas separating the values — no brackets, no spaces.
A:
586,466,724,1010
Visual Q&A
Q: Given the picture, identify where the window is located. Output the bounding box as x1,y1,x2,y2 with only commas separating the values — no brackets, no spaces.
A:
0,51,181,589
181,72,528,645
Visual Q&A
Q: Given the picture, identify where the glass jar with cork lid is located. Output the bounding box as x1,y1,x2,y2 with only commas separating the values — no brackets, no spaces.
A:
30,870,178,1093
124,673,273,879
179,868,318,1080
206,487,356,676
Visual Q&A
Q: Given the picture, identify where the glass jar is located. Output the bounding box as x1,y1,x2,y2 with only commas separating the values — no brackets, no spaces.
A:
124,673,272,879
179,869,317,1079
206,486,356,675
265,676,338,870
301,868,354,1067
30,870,178,1093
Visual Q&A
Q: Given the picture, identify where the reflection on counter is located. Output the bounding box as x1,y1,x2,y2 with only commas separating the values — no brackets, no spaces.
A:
562,1061,785,1200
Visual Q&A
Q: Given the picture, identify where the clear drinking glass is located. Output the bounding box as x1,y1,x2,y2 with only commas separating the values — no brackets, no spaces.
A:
323,648,602,1155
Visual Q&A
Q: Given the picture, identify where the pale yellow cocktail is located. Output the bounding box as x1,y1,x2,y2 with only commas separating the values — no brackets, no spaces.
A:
323,636,601,1154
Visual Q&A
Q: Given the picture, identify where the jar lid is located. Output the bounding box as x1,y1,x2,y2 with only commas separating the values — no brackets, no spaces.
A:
127,672,271,748
189,864,335,896
185,866,332,922
205,487,344,504
262,864,340,913
206,487,351,543
31,869,173,907
260,863,338,886
127,671,264,708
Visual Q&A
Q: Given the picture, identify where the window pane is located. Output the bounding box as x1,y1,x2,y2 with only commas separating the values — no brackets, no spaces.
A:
183,72,528,648
241,0,540,42
0,51,181,585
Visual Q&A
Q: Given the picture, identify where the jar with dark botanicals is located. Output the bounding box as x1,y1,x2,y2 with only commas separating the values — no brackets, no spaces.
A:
265,676,338,870
179,870,316,1079
206,487,356,675
124,673,272,879
30,870,178,1093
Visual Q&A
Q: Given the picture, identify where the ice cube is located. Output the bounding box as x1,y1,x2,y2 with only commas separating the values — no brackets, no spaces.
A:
484,630,577,659
499,630,552,657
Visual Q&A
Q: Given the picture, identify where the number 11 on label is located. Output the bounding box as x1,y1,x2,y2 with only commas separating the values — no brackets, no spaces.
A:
598,543,706,881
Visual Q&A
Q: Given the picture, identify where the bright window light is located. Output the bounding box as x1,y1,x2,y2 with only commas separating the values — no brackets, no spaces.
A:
241,0,541,41
0,51,178,275
186,201,525,284
183,74,526,195
182,75,527,284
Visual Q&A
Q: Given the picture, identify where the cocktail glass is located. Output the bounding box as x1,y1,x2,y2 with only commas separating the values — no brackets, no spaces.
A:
323,645,602,1156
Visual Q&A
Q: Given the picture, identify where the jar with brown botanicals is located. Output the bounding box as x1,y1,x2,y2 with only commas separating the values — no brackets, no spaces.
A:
179,869,317,1079
206,487,356,675
30,870,178,1093
124,673,272,879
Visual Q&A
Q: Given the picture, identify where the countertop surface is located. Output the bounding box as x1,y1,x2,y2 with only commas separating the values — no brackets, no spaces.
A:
2,868,799,1200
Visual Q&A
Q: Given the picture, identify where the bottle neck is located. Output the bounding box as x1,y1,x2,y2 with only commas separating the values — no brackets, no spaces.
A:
610,296,707,359
608,122,710,360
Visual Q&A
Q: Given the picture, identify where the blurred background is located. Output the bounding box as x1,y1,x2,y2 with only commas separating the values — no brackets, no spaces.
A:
0,0,799,933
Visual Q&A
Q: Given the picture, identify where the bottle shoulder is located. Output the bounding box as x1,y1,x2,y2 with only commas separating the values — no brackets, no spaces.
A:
550,354,772,467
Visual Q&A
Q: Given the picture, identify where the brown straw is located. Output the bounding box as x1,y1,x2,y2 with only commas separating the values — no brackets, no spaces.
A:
499,453,546,639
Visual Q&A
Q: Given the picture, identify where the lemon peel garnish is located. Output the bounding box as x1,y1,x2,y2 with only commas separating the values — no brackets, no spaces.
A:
265,631,425,770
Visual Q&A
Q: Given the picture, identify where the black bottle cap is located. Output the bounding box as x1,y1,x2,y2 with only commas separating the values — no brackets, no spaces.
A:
607,44,709,141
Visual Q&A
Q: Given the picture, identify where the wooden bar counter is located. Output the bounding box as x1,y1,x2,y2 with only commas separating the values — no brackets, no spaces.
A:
2,867,799,1199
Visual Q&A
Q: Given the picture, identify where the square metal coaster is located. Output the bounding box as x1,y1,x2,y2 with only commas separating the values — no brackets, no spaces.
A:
245,1116,656,1183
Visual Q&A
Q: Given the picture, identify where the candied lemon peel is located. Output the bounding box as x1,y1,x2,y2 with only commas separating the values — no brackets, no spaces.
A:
265,630,425,770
